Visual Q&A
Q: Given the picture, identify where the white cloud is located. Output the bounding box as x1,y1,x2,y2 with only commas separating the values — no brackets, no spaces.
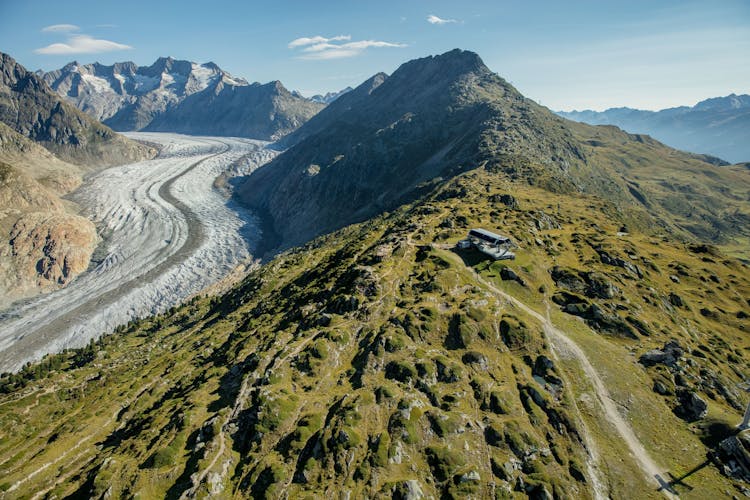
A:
41,24,80,33
289,35,406,60
427,14,458,25
35,34,132,55
288,35,351,49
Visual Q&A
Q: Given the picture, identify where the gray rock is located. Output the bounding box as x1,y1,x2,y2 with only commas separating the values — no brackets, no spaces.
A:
490,193,519,209
669,292,684,307
676,390,708,421
653,380,672,395
639,340,684,367
392,479,424,500
459,470,481,483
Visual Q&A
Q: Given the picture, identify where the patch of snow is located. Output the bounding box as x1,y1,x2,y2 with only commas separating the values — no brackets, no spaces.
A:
191,63,218,90
132,74,159,93
81,73,114,94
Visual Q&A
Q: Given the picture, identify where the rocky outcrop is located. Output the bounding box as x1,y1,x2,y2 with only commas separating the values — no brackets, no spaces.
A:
675,389,708,421
0,212,96,305
638,340,684,367
550,266,619,299
0,122,96,307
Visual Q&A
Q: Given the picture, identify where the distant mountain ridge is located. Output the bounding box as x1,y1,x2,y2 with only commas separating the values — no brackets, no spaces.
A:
42,57,323,140
310,87,353,104
557,94,750,163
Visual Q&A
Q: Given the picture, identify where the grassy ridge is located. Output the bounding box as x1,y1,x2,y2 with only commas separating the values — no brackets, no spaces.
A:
1,165,747,498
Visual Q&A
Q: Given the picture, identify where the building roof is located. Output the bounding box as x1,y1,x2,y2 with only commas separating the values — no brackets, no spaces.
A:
469,228,511,244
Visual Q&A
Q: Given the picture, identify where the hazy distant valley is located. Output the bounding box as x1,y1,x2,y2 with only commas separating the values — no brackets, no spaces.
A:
558,94,750,164
0,44,748,500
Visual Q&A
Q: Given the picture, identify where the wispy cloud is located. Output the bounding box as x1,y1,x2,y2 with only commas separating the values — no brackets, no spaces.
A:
427,14,458,25
35,34,132,55
41,24,80,33
289,35,406,60
288,35,351,49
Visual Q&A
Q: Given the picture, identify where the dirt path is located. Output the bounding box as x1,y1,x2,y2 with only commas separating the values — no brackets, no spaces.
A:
464,267,675,498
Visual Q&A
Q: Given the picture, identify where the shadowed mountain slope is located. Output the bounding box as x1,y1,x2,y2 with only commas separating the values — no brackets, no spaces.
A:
0,52,154,168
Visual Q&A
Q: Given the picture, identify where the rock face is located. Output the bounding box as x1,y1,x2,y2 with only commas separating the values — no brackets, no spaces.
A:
675,390,709,421
42,57,323,141
0,52,154,168
3,212,96,286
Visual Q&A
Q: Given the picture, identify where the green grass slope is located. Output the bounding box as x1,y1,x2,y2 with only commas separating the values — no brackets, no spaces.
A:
1,164,747,498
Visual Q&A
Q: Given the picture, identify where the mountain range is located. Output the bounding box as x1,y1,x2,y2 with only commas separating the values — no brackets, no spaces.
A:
1,48,749,498
310,86,353,104
41,57,323,140
1,52,153,167
558,94,750,163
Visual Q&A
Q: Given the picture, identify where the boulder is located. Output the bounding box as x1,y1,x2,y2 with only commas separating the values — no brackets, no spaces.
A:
392,480,425,500
550,266,586,293
639,340,684,367
675,390,708,421
668,292,684,307
490,193,519,209
458,470,481,483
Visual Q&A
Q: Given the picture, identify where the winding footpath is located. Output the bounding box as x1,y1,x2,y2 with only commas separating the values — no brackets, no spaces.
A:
466,268,676,498
0,133,276,372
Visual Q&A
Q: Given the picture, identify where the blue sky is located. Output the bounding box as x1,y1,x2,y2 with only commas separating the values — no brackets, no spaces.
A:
0,0,748,110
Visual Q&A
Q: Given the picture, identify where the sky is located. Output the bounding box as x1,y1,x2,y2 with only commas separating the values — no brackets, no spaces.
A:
0,0,748,111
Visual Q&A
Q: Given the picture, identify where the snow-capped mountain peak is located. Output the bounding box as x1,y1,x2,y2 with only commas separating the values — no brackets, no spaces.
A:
41,57,251,129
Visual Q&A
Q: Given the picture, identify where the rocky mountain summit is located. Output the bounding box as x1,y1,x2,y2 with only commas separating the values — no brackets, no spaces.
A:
239,50,750,257
43,57,323,140
558,94,750,163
